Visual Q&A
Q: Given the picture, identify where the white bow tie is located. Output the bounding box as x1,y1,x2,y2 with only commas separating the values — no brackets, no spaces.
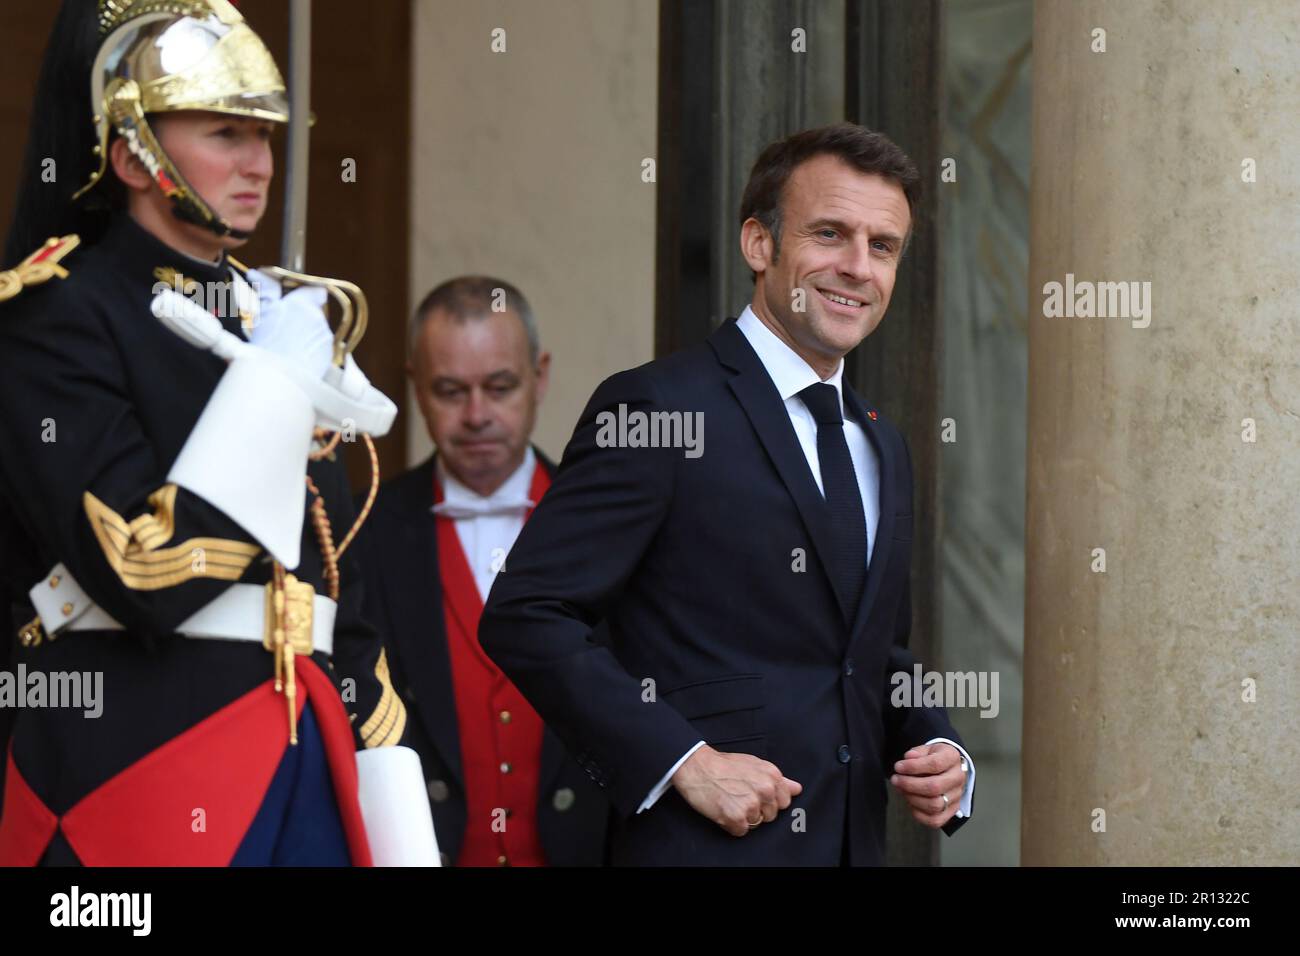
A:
431,498,534,520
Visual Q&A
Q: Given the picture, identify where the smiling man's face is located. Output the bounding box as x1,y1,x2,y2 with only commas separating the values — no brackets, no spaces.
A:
742,153,911,378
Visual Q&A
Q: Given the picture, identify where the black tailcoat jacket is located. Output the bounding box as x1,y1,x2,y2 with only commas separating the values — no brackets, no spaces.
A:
354,453,610,866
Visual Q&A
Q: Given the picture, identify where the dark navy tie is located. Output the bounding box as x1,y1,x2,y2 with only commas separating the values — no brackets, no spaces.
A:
798,383,867,615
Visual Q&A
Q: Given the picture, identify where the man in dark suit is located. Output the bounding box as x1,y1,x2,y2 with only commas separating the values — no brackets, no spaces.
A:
480,125,976,866
356,277,609,866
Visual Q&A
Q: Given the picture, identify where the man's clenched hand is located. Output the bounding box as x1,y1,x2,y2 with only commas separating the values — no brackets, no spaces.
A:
671,745,802,837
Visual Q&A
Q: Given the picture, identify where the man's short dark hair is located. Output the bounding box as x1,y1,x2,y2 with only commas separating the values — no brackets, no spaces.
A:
411,275,539,362
738,123,920,278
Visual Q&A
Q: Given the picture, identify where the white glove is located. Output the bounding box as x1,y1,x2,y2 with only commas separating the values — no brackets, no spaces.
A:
152,284,397,438
244,269,335,378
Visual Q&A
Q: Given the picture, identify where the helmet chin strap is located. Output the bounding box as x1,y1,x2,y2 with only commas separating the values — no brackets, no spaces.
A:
168,196,251,242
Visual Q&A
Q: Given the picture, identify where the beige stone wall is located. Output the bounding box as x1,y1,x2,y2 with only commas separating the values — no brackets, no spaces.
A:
408,0,659,464
1024,0,1300,864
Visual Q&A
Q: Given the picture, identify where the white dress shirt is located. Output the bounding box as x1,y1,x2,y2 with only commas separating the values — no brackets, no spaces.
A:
637,308,976,821
432,446,538,606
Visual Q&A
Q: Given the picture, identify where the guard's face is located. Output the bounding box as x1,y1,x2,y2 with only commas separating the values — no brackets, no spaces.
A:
156,111,276,243
743,155,910,369
409,309,550,493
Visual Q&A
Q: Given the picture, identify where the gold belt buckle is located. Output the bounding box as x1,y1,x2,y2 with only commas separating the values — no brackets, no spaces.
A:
263,574,315,656
18,615,45,648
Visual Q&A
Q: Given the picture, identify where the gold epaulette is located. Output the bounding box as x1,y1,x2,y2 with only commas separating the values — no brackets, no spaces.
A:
0,235,81,304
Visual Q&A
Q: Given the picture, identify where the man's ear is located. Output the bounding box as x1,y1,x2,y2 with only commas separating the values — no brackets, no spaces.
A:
740,217,774,276
108,137,152,192
533,350,552,405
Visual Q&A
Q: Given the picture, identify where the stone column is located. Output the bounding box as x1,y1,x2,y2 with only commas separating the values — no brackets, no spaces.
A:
1023,0,1300,864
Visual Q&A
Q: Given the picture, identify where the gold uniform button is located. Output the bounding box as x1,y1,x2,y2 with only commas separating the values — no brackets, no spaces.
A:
49,575,61,588
497,855,509,866
499,762,512,774
61,602,74,616
499,710,512,724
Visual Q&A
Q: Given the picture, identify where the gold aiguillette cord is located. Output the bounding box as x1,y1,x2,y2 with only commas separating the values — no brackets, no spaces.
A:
267,428,380,746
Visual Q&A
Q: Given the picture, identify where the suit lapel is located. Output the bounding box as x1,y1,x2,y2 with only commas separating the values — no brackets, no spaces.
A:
385,456,464,787
712,321,852,624
842,385,897,639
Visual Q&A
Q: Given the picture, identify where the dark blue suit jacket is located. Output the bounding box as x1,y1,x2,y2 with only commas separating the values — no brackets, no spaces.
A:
354,452,611,866
480,319,969,866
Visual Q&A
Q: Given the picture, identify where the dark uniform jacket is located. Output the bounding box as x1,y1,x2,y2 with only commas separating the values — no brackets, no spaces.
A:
0,214,402,863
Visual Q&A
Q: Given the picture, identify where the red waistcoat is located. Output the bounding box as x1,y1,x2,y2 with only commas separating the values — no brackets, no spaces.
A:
435,463,551,867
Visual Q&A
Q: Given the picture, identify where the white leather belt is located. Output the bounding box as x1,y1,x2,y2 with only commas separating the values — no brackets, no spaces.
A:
25,562,335,655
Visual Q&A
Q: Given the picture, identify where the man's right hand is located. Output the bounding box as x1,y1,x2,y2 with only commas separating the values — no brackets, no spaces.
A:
671,745,802,837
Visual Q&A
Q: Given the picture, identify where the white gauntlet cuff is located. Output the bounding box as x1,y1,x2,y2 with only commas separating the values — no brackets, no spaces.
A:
167,353,315,568
356,745,443,867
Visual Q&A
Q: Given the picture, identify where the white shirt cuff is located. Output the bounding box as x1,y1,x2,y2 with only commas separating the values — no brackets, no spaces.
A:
925,737,975,818
637,740,706,814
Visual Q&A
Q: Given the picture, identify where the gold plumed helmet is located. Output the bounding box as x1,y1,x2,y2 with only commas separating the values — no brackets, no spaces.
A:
73,0,289,238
